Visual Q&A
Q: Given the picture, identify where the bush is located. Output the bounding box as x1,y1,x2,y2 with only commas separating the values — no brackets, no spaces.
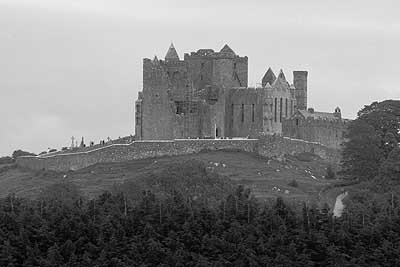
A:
12,149,36,159
295,152,318,162
288,179,299,188
325,166,336,179
0,156,14,164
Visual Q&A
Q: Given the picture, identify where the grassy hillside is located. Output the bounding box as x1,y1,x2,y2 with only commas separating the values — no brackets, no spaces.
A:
0,151,338,206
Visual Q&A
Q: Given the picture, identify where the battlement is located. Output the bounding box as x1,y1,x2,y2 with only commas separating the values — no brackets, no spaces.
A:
184,45,247,60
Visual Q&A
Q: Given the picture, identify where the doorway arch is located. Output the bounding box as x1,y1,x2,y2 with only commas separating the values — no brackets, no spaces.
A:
215,127,221,138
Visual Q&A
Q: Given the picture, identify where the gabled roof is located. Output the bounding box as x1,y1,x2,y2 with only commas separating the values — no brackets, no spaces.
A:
264,82,272,88
272,69,290,89
277,69,287,81
165,43,180,61
220,44,235,55
262,67,276,87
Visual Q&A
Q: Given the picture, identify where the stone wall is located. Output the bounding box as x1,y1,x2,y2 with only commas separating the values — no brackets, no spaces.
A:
282,116,348,149
256,135,341,166
16,137,340,172
141,58,177,140
227,88,262,138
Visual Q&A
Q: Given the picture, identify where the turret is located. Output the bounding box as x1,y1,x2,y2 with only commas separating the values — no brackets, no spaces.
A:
165,43,180,61
262,67,276,87
334,107,341,118
293,71,308,110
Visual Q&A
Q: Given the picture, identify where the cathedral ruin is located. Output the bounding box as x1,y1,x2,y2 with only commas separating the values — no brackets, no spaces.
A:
135,44,347,149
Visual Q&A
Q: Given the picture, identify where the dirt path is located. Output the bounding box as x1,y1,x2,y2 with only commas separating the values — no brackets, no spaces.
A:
333,191,348,217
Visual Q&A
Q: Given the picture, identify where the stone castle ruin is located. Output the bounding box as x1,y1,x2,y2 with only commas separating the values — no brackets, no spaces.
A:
135,44,347,148
16,44,348,171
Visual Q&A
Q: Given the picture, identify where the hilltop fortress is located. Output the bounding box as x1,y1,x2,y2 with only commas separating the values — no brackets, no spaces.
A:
135,44,347,148
16,44,347,171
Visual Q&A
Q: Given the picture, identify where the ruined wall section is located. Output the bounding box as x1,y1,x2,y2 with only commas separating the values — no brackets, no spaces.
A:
282,117,348,149
256,135,340,165
17,139,258,171
226,88,263,138
261,87,296,135
293,71,308,110
164,60,188,101
134,92,143,140
17,137,341,172
183,49,249,138
141,58,176,140
184,50,215,91
232,56,248,87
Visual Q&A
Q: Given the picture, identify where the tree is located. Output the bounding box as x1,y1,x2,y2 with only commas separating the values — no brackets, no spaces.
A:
357,100,400,158
373,147,400,191
325,166,335,180
11,149,36,159
0,156,14,164
39,181,82,209
341,119,383,180
380,147,400,179
341,100,400,181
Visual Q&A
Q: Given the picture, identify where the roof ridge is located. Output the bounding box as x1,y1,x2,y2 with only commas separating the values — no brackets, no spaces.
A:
220,44,235,54
165,43,180,61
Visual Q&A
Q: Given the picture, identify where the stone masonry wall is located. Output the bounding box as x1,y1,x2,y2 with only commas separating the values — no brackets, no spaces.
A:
17,138,340,172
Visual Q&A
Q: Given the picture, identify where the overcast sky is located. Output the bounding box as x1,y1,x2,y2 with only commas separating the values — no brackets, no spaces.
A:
0,0,399,156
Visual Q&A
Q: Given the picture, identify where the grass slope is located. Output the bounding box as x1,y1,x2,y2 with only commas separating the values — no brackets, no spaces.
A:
0,151,337,206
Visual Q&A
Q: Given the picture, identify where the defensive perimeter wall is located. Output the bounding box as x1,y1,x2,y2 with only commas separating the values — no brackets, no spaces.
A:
16,137,340,172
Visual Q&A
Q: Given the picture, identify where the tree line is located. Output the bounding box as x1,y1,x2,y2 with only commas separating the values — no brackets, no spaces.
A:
1,181,400,266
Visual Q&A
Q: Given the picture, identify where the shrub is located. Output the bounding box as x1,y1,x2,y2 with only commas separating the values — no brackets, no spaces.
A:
288,179,299,188
12,149,36,159
325,166,336,179
0,156,14,164
295,152,318,162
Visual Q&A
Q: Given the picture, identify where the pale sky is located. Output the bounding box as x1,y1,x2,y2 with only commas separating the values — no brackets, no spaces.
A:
0,0,399,156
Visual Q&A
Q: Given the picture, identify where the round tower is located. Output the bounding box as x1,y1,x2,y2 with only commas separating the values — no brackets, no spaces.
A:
293,71,308,110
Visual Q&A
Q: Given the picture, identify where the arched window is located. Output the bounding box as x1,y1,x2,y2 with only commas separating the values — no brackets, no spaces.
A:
252,104,255,122
285,98,288,117
241,104,244,123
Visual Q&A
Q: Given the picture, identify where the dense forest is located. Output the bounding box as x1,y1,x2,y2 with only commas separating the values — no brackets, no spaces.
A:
1,100,399,266
1,181,400,267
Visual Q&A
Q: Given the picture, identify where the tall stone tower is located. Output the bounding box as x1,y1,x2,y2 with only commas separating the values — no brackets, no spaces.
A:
293,71,308,110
